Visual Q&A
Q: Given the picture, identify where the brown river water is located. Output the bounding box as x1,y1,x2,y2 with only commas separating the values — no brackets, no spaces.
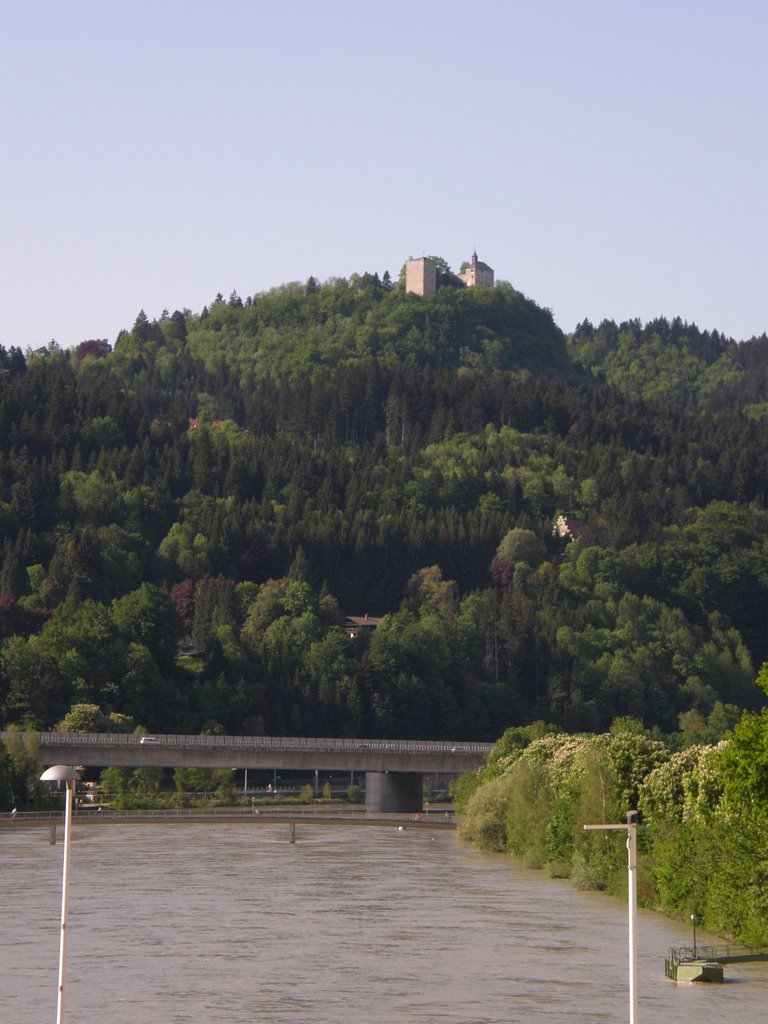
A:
2,821,766,1023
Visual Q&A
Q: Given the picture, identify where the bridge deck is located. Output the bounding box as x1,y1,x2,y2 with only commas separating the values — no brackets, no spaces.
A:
3,732,492,773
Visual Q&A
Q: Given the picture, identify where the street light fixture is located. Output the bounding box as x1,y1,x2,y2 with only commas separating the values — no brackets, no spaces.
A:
40,765,80,1024
583,810,639,1024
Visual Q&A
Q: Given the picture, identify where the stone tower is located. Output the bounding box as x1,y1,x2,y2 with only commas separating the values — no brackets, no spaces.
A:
405,257,437,296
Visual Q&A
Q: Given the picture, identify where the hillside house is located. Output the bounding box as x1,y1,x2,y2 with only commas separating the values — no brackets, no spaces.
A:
553,514,583,542
342,614,381,639
177,634,204,657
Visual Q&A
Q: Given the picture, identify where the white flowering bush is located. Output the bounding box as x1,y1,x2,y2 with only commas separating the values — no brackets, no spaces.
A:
681,743,725,820
639,742,724,825
515,734,591,870
596,731,670,811
517,734,587,786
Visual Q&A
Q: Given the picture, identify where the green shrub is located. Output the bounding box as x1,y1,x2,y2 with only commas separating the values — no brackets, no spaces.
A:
456,774,516,852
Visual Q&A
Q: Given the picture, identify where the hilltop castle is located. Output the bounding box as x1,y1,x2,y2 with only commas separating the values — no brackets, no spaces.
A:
405,250,495,296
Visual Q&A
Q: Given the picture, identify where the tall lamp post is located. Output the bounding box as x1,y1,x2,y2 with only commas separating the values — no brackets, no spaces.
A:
583,810,639,1024
40,765,80,1024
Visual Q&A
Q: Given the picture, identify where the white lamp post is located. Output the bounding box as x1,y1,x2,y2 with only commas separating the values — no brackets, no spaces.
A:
583,810,639,1024
40,765,80,1024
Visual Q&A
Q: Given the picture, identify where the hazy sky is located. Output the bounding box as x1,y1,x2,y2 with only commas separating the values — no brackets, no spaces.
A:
2,0,766,351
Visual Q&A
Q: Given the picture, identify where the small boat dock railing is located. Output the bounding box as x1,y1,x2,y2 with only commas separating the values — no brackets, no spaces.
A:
665,944,768,980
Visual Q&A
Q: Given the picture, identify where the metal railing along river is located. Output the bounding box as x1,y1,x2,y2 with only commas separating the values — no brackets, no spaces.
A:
2,805,455,827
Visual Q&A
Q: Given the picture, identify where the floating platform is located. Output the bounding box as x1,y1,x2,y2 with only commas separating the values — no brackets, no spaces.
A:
674,961,724,983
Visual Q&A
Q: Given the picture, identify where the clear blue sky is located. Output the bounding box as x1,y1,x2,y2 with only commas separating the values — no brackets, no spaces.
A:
1,0,766,350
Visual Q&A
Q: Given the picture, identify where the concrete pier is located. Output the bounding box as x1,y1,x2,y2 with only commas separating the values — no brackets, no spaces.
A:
365,772,423,813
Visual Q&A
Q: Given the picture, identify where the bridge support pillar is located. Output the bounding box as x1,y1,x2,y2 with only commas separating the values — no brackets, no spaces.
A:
365,772,422,813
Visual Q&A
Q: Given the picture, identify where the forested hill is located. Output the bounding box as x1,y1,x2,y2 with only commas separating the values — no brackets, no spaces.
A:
568,315,768,409
127,274,573,384
1,273,767,743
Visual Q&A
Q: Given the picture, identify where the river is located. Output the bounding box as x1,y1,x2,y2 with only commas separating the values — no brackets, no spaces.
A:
2,821,766,1023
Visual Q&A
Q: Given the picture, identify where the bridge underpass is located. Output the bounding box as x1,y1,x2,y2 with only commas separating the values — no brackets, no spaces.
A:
14,733,493,813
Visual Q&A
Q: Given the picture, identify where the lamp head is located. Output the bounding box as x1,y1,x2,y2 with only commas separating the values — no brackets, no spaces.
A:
40,765,80,786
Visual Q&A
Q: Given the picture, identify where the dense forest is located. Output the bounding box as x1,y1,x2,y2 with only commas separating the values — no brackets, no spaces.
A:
1,270,767,744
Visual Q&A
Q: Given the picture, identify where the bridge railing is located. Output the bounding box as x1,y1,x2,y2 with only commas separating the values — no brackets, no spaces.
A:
667,943,768,965
25,732,493,756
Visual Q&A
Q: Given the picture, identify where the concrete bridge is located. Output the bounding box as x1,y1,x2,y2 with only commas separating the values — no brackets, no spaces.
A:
13,732,493,813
